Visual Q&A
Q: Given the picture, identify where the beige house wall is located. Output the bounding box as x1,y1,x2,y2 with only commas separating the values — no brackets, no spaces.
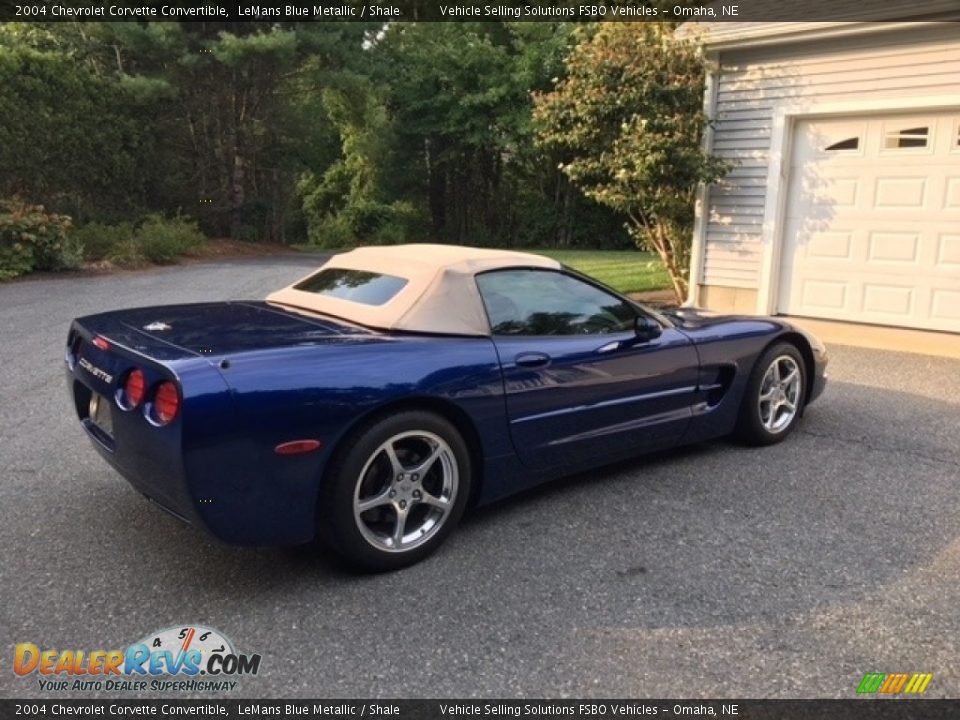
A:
696,285,758,315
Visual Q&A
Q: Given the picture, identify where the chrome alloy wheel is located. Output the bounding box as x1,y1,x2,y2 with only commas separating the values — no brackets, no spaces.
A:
758,355,802,433
352,430,459,553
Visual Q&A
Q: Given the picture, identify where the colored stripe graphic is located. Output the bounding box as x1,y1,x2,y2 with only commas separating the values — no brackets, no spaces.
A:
904,673,933,694
880,673,908,693
857,673,885,694
857,672,932,694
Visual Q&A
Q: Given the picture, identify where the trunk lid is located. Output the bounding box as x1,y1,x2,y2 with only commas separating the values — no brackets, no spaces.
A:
76,301,375,358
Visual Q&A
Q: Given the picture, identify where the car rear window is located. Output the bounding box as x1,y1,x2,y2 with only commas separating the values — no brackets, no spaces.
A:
293,269,408,306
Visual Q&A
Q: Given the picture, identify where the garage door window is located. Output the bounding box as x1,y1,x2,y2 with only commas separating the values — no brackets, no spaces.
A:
883,126,929,149
825,137,859,152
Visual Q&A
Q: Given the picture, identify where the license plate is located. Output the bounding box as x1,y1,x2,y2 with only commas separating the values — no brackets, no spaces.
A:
89,393,114,438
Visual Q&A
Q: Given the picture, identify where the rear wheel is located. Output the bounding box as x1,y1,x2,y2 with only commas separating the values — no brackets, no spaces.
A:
734,343,806,445
317,411,471,571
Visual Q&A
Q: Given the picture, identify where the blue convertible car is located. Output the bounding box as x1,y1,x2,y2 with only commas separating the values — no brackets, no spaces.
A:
66,245,827,570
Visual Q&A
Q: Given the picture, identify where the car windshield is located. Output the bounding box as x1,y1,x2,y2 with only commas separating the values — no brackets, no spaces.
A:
293,268,408,306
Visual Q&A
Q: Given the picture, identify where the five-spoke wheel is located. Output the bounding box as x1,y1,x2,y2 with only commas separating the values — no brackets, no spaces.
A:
353,431,458,553
735,342,807,445
318,411,471,571
757,354,802,434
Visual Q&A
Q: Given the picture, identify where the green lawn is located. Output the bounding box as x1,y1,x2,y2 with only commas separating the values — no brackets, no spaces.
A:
295,244,672,295
531,249,672,294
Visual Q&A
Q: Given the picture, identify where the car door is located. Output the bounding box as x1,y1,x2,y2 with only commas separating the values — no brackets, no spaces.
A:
477,269,701,471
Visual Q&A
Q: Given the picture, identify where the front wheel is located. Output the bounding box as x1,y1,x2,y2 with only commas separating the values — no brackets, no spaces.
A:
317,411,471,571
734,343,806,446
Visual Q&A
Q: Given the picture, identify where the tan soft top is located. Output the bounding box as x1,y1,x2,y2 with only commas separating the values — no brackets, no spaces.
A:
266,244,560,336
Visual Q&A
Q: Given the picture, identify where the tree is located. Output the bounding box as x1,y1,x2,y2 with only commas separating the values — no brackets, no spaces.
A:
374,22,628,248
0,21,374,241
0,32,167,220
534,23,729,301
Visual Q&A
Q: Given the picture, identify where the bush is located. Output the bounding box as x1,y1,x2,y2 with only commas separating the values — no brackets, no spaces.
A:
306,214,354,248
68,214,205,268
71,221,135,261
0,198,76,280
304,198,424,248
135,214,204,264
107,238,145,267
0,242,33,280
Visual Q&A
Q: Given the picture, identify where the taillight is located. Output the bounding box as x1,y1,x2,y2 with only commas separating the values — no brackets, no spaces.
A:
152,381,180,425
93,336,110,351
123,369,146,408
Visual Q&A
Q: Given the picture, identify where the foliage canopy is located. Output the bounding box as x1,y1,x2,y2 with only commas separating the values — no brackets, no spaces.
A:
534,23,729,301
0,20,726,288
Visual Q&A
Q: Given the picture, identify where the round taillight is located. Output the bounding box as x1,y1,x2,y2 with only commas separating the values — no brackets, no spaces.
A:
124,369,146,408
153,381,180,425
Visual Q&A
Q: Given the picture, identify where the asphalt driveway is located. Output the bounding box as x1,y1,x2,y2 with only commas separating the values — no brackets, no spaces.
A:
2,256,959,699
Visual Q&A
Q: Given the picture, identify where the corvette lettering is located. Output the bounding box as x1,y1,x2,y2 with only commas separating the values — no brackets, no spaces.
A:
78,357,113,384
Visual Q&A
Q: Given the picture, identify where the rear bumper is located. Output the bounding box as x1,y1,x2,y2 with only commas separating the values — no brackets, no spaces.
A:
69,368,201,525
71,367,327,546
66,323,326,547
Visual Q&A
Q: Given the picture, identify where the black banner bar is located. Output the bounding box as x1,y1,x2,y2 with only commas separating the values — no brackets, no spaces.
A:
2,0,959,23
5,700,960,720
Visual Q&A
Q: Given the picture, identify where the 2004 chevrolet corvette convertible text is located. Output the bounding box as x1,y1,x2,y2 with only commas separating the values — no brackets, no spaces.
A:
65,245,827,570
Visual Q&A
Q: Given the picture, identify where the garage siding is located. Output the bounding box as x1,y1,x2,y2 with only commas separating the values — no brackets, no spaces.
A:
702,25,960,290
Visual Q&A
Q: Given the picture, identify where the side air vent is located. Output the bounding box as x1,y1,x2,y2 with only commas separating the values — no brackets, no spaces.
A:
700,365,737,407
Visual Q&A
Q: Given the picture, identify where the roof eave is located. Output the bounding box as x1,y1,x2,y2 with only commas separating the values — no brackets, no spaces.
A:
680,20,951,52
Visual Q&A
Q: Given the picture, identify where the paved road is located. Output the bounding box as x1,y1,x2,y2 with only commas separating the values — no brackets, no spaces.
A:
2,256,959,699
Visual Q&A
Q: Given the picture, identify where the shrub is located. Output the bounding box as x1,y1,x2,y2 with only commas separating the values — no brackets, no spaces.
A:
107,238,145,267
304,198,424,248
135,214,204,264
306,215,354,248
0,197,76,279
0,242,33,280
71,221,135,261
70,214,205,268
370,201,424,245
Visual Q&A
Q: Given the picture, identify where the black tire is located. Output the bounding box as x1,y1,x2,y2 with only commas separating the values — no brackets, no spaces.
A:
734,342,806,446
316,410,472,572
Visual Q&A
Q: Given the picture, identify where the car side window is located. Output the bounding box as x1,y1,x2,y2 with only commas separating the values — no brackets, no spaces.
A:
476,269,637,336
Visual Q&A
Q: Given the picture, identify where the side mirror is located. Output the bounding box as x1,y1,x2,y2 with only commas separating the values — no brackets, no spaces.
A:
634,314,662,342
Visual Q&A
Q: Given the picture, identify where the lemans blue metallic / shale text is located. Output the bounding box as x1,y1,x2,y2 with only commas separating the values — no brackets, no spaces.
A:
65,245,827,570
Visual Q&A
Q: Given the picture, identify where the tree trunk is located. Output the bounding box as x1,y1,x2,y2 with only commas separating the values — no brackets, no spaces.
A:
230,151,245,239
630,214,688,305
425,138,446,236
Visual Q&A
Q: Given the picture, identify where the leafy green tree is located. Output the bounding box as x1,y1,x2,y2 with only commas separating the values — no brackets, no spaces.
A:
535,23,729,301
0,38,166,219
2,21,374,241
0,20,638,254
375,21,627,248
297,72,424,246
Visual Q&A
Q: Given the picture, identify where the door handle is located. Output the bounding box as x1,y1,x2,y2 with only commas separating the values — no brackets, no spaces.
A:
514,352,551,368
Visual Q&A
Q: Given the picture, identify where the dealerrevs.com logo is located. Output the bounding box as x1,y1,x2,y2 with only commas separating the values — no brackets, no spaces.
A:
14,625,261,693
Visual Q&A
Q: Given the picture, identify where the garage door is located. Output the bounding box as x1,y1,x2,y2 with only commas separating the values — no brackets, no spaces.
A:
778,111,960,332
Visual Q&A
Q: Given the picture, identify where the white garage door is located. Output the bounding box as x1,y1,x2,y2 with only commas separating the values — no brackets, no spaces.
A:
778,111,960,332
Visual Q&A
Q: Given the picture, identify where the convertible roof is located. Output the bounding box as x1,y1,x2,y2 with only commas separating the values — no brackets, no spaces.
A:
266,244,561,336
